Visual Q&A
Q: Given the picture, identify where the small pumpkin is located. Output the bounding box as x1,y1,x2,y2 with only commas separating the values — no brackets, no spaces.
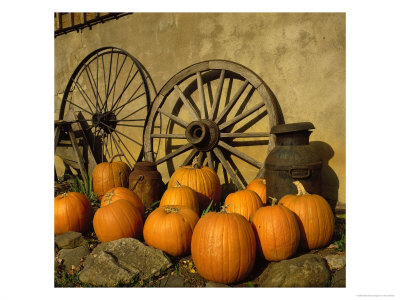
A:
191,207,256,284
143,205,199,256
92,153,131,199
251,198,300,261
101,187,144,218
224,189,263,221
159,181,199,215
168,156,221,210
93,199,143,242
54,192,93,235
279,181,335,250
246,178,267,204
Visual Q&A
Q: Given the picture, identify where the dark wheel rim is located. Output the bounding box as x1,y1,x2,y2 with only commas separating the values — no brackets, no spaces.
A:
143,60,284,189
59,47,158,169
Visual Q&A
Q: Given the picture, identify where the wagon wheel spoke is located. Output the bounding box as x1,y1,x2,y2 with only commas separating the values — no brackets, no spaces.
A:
181,148,199,166
99,121,142,147
71,78,97,113
197,151,205,166
196,72,207,118
110,132,136,168
214,79,249,124
206,151,215,169
218,140,263,168
174,85,200,120
218,102,266,131
109,133,133,168
155,143,193,165
209,69,225,121
226,154,248,187
213,147,244,189
220,132,270,138
114,91,146,117
151,134,186,139
64,99,93,115
157,108,189,128
109,65,139,112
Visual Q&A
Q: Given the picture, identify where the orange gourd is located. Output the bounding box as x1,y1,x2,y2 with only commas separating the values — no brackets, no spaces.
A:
246,178,267,204
224,189,263,221
93,199,143,242
191,208,256,284
100,187,144,218
159,181,199,215
279,181,335,250
143,205,199,256
54,192,93,235
92,154,131,199
168,157,221,210
252,199,300,261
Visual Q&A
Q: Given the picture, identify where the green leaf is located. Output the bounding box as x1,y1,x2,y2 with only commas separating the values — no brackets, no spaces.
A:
201,200,214,217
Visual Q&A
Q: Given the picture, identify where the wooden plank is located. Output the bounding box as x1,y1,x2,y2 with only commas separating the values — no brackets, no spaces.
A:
68,129,88,180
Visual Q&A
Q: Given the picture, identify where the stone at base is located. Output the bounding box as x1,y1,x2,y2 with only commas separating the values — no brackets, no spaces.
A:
331,267,346,287
55,231,87,249
259,254,331,287
157,275,185,287
58,246,90,270
206,281,229,287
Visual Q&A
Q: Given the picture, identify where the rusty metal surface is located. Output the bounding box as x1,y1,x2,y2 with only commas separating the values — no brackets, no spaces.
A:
129,162,165,209
265,122,322,202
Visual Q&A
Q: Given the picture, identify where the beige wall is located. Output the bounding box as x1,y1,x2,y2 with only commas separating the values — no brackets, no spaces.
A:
54,13,345,209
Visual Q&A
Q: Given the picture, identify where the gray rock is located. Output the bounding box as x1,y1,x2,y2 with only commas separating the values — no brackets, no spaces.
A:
58,246,90,270
331,266,346,287
79,238,172,287
206,281,229,287
55,231,87,249
260,254,331,287
324,254,346,270
158,275,185,287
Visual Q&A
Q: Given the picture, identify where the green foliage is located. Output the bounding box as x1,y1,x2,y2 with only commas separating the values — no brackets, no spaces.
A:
201,200,214,217
334,230,346,252
246,282,255,287
144,199,161,217
68,172,98,207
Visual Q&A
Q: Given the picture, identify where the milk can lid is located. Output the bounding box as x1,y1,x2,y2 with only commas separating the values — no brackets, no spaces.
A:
270,122,315,134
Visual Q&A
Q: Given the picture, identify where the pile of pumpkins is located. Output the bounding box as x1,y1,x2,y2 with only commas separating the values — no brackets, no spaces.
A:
54,157,335,285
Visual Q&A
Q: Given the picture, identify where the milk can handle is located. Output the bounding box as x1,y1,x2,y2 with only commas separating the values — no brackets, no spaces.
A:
131,175,144,191
289,167,310,179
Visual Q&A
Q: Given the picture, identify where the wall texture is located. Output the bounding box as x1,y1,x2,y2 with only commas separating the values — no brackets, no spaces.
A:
54,13,345,209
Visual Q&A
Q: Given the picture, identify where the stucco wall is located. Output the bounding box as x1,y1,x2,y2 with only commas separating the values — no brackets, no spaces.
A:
54,13,345,209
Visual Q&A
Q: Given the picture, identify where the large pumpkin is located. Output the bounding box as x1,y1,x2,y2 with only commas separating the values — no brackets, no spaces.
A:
168,157,221,210
246,178,267,204
143,205,199,256
279,181,335,250
224,189,263,221
100,187,144,218
93,199,143,242
252,199,300,261
54,192,93,235
92,154,131,199
159,182,199,215
191,208,256,284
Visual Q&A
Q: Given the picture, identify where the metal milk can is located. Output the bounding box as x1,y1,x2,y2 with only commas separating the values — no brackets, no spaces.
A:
264,122,322,202
129,161,165,209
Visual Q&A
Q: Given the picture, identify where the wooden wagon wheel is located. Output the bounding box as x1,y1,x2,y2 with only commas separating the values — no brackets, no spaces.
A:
59,47,159,170
143,60,284,189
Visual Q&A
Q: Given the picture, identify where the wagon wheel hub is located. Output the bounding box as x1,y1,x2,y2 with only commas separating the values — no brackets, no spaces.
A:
185,119,220,151
92,112,117,134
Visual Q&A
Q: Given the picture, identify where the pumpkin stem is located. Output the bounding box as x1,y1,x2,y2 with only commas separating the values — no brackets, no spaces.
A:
61,192,69,198
109,153,124,163
192,155,201,169
293,181,309,196
220,204,230,213
269,196,278,206
175,180,182,188
262,179,266,185
164,206,180,214
103,190,114,201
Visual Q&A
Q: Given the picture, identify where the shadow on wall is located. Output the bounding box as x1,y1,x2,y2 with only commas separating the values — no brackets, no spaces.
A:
310,141,340,212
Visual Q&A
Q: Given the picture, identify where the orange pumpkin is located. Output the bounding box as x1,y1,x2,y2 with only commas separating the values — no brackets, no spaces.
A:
246,178,267,204
92,154,131,199
224,189,263,221
252,199,300,261
54,192,93,235
100,187,144,218
168,157,221,210
279,181,335,250
93,199,143,242
159,182,199,215
143,205,199,256
191,208,256,284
